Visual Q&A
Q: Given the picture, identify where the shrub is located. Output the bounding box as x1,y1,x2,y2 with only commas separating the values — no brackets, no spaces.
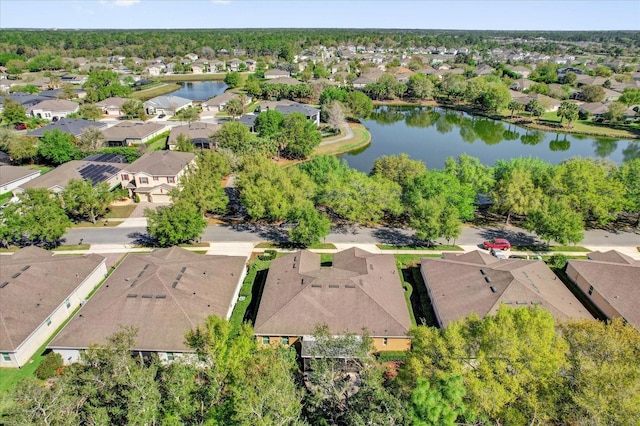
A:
35,351,63,380
376,351,408,362
258,249,277,261
548,253,568,269
134,194,141,203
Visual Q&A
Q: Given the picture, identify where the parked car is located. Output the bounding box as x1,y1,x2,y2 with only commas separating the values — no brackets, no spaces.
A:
491,249,509,259
483,238,511,250
14,123,27,130
158,113,166,118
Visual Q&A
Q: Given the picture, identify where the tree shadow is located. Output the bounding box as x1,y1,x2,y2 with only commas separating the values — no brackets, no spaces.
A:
372,227,417,245
243,269,269,326
477,229,540,248
126,231,157,247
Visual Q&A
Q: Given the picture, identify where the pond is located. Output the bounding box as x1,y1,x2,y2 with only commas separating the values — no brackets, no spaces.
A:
339,106,639,172
169,80,228,101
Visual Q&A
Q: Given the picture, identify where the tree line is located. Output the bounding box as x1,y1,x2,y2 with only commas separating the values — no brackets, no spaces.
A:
5,307,639,425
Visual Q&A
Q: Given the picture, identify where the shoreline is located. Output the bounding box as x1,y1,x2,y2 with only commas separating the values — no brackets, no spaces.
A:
373,99,640,141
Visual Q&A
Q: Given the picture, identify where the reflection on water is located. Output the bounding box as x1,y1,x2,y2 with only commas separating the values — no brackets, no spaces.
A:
339,106,639,171
169,81,228,100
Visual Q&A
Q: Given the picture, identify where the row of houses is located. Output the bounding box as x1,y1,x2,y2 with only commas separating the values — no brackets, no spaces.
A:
3,245,635,369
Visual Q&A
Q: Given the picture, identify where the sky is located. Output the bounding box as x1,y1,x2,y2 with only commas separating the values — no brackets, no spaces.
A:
0,0,638,31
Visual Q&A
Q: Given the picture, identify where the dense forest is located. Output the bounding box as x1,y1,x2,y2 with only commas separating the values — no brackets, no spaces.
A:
0,29,639,61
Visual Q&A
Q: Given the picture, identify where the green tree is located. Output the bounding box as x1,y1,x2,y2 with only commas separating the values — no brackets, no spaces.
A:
603,101,627,123
581,84,605,102
145,201,206,246
507,100,525,118
562,72,577,85
407,73,435,100
618,87,640,106
174,133,194,152
0,188,71,247
38,129,80,165
525,99,545,122
370,153,427,189
280,112,321,159
5,58,25,75
288,202,331,246
478,83,510,112
78,103,103,121
560,319,640,425
524,197,584,246
8,136,38,164
213,120,253,153
76,126,105,152
83,69,131,102
616,158,640,226
444,154,495,195
594,64,613,78
323,100,346,130
492,165,543,224
8,378,80,426
224,71,242,88
175,106,200,125
557,101,580,128
410,375,469,426
62,179,114,224
224,98,244,120
254,109,285,139
1,98,28,125
120,99,148,120
171,151,229,215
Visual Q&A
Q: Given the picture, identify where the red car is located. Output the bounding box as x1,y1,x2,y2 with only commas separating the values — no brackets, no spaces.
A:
14,123,27,130
483,238,511,250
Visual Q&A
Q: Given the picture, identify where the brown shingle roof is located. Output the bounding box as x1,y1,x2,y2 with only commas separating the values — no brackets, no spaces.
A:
567,251,640,328
421,251,592,327
254,248,412,338
49,247,247,352
101,121,167,142
19,160,126,191
124,151,196,176
0,247,106,352
168,122,219,144
0,165,40,187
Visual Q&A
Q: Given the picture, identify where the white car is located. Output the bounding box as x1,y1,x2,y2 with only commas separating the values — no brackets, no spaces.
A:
491,249,509,259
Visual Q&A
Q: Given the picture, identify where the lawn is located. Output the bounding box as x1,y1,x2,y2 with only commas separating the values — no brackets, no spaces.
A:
532,112,640,139
229,257,271,331
255,242,337,250
313,123,371,156
130,83,181,100
394,253,441,266
512,245,590,252
104,204,137,219
0,192,12,205
144,131,169,151
51,244,90,251
377,243,463,251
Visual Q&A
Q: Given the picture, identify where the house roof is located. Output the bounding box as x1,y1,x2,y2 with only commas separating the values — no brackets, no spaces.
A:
421,251,592,327
264,69,290,77
0,93,48,108
579,102,611,115
0,246,106,352
567,251,640,328
95,97,130,109
259,100,320,117
203,92,238,106
49,247,247,352
262,77,304,85
27,118,107,138
254,248,412,337
124,150,196,176
19,160,126,191
0,165,40,187
27,99,79,113
101,121,167,142
143,95,192,111
168,122,219,144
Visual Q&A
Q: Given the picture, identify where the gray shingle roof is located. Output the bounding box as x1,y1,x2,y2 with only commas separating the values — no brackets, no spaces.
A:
27,118,107,138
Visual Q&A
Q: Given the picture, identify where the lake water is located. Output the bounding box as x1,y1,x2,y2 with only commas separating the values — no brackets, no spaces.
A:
169,81,228,101
340,106,640,172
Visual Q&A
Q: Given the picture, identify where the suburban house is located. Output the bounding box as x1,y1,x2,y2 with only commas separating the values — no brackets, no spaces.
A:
253,248,413,353
168,122,220,150
510,78,536,92
579,102,613,120
143,95,192,116
565,251,640,330
101,121,169,147
201,92,251,112
49,247,248,364
0,165,40,194
119,150,196,203
27,118,107,138
507,65,532,79
420,251,592,328
475,64,496,76
0,246,107,368
262,76,304,86
226,59,245,72
15,159,127,194
259,100,321,126
510,92,561,111
264,69,291,79
26,99,79,121
96,97,130,116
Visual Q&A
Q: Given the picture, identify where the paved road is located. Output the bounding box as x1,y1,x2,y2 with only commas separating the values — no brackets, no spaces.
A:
63,222,640,248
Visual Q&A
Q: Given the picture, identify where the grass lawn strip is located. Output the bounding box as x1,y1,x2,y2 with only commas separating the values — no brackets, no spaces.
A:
378,243,463,251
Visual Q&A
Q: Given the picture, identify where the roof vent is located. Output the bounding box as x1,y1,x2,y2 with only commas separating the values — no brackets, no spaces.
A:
11,272,20,279
176,274,183,281
369,264,373,270
155,294,166,299
329,284,339,288
180,266,187,273
484,276,492,283
294,256,297,261
301,278,305,285
517,301,528,305
480,269,486,275
21,265,31,271
142,294,153,299
143,264,150,270
172,281,179,288
137,271,145,277
0,282,8,289
127,294,137,298
292,263,297,268
130,280,137,287
345,284,356,288
490,286,497,293
311,284,322,288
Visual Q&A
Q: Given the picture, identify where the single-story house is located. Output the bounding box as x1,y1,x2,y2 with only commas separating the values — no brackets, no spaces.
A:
101,121,168,147
0,246,107,368
26,99,79,121
49,247,248,364
38,88,86,100
264,69,291,79
507,65,532,79
238,114,258,133
143,95,192,116
510,78,536,92
96,97,130,116
261,76,304,86
119,150,196,203
201,92,251,112
258,100,321,127
566,251,640,330
420,251,593,328
475,64,496,76
168,122,220,150
15,160,127,194
0,165,40,194
253,248,413,353
27,118,107,139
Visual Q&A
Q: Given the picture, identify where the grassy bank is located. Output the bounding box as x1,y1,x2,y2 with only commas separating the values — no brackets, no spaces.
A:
130,83,181,101
157,73,226,82
313,123,371,156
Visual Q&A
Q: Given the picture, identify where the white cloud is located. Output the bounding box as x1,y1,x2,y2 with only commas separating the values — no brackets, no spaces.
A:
211,0,231,4
100,0,141,6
